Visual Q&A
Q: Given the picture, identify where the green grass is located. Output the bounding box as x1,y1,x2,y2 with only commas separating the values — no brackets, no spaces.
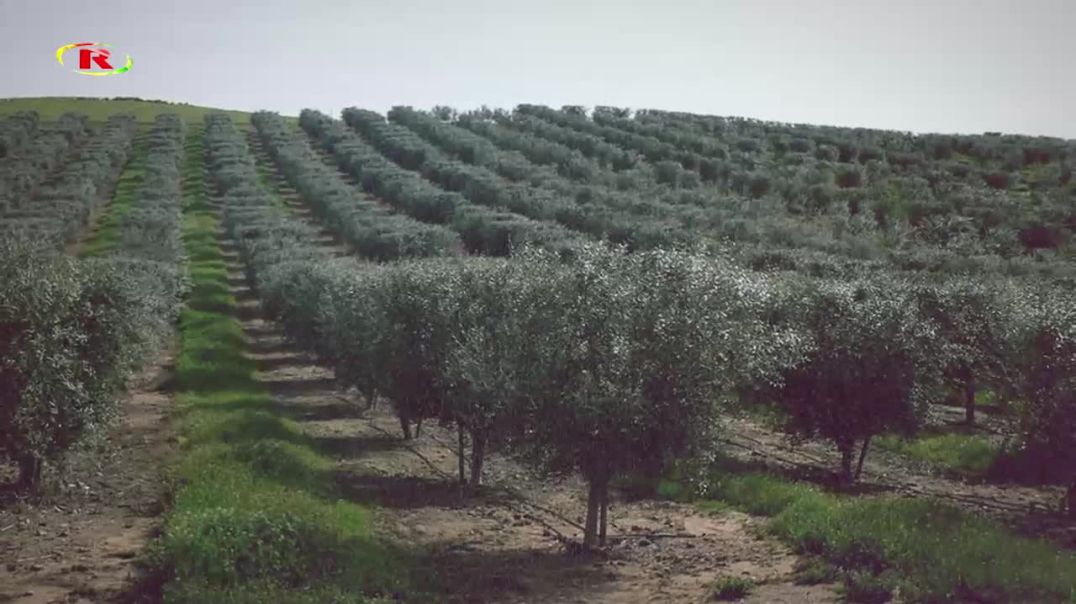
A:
661,463,1076,602
939,388,1007,414
875,432,1001,479
150,125,417,603
0,96,279,125
710,575,754,601
80,129,147,257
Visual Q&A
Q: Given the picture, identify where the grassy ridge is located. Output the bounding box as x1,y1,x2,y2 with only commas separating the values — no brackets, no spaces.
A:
0,97,259,124
153,125,414,603
659,465,1076,602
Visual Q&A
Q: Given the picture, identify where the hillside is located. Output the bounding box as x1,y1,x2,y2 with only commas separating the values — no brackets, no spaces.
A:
1,97,1074,603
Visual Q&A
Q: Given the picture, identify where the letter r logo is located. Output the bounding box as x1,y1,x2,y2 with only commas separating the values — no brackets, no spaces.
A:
79,47,113,70
56,42,133,76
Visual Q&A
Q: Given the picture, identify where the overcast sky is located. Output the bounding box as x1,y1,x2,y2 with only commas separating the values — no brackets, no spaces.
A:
2,0,1073,138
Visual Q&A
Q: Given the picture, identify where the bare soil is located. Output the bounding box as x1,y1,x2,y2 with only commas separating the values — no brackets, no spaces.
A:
317,405,839,603
0,348,177,604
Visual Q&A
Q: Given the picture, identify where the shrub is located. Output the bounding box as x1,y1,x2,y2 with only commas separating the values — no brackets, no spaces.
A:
836,167,864,189
710,575,754,600
814,145,839,162
794,558,838,585
983,171,1011,190
841,570,898,603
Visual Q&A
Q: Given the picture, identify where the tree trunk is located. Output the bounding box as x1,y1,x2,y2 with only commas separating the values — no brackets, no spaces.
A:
598,485,608,547
456,421,467,486
414,418,423,438
964,379,976,424
583,474,610,549
838,441,855,485
1067,478,1076,519
469,428,486,487
17,454,42,492
399,415,412,440
854,435,872,481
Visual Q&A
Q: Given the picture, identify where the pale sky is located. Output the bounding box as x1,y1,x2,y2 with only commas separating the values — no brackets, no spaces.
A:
2,0,1074,138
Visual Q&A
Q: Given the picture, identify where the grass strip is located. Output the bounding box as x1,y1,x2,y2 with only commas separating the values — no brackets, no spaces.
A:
659,463,1076,602
875,432,1001,480
80,129,147,257
150,125,417,603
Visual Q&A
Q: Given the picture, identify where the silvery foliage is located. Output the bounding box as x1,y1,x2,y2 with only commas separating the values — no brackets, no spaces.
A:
1,113,135,248
251,110,461,260
301,108,581,256
0,242,174,487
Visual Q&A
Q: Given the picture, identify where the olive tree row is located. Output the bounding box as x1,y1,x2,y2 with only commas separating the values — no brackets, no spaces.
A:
231,226,802,548
760,271,1076,487
250,111,462,259
299,109,579,256
0,114,186,491
1,114,136,248
119,114,186,263
0,113,88,211
389,106,702,250
112,114,189,346
0,110,40,158
345,107,653,245
632,107,1075,254
205,116,796,545
509,108,638,171
209,113,1076,539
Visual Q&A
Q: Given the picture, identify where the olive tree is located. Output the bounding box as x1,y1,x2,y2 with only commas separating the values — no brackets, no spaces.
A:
1007,285,1076,489
440,258,538,486
913,278,1017,423
767,276,942,484
341,263,462,440
1,246,167,490
515,246,795,547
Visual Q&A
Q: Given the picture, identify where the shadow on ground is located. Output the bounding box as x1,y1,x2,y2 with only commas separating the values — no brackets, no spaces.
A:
420,546,611,604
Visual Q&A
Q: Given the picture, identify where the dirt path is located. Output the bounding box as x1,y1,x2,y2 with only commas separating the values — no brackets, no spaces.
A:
317,406,839,603
0,349,177,604
719,414,1075,547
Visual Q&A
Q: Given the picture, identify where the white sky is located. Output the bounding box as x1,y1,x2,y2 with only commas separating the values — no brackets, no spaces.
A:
2,0,1074,138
